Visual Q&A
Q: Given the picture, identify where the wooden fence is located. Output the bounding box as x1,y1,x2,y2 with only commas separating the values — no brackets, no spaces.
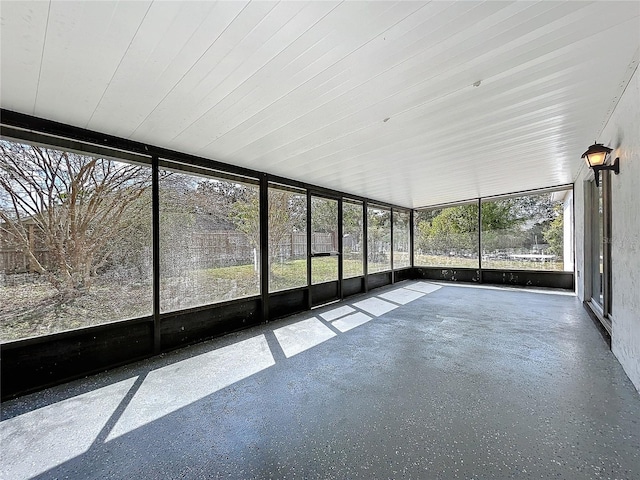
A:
1,222,49,274
274,232,336,258
1,231,338,276
0,248,50,274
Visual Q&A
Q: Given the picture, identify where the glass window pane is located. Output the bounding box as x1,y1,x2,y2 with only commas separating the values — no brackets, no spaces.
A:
312,256,338,284
311,197,338,284
393,210,410,269
414,205,479,268
1,141,152,342
367,206,391,273
159,169,260,313
598,186,604,304
343,200,363,278
591,183,604,305
268,186,307,292
481,189,571,271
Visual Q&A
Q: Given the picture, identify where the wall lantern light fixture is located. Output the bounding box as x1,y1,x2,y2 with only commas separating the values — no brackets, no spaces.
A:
581,142,620,187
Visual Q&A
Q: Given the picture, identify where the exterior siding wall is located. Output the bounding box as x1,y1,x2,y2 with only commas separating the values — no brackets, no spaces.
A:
575,66,640,392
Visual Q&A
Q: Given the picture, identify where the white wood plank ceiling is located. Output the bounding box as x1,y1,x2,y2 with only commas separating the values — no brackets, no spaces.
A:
1,1,639,208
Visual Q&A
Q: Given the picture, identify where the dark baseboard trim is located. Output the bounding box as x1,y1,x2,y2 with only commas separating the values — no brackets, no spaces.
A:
583,300,612,348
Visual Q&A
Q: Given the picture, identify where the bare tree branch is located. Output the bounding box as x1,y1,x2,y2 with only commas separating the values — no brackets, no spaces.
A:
1,141,152,298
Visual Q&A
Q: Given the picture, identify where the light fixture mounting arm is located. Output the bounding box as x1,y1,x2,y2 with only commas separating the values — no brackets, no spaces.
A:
592,157,620,187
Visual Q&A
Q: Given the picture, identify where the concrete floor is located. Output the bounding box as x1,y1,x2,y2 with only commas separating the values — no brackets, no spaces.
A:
2,281,639,480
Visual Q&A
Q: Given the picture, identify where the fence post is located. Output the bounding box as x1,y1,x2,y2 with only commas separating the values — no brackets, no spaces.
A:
28,224,35,273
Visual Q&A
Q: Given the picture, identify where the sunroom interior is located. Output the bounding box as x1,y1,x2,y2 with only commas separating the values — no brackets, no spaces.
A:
1,3,639,473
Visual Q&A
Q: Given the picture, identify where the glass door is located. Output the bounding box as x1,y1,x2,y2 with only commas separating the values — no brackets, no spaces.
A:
310,195,340,306
588,175,612,332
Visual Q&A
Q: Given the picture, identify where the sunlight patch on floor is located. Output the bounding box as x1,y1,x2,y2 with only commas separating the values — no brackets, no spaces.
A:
1,280,445,480
1,378,138,480
332,312,373,332
107,335,274,441
352,297,398,316
378,288,425,305
274,317,337,358
405,282,442,294
319,305,356,321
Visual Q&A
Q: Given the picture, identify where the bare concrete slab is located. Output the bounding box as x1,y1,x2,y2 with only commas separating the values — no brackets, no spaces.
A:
2,281,639,480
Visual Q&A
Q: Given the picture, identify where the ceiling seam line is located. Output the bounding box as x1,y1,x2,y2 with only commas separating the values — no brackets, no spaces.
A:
208,2,634,158
32,0,52,115
225,28,616,162
572,51,639,185
127,1,254,137
169,1,345,144
227,44,618,166
166,0,302,142
205,0,430,155
186,1,282,98
596,57,639,142
86,1,154,128
217,2,572,159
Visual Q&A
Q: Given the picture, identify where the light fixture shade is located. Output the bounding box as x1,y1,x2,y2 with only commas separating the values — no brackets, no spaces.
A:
581,143,612,167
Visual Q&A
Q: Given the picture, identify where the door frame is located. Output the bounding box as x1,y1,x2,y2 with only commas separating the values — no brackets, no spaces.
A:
585,173,613,334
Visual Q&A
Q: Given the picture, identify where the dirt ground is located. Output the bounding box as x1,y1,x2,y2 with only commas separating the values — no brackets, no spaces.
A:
0,279,152,342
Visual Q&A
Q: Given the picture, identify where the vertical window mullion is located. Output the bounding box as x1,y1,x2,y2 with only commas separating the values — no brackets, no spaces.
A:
306,191,312,309
152,156,160,353
363,200,368,293
260,174,269,321
338,198,344,299
390,207,395,283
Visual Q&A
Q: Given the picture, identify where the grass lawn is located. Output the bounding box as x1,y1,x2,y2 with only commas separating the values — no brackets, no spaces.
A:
1,258,370,342
0,279,152,342
270,257,367,291
415,254,565,271
1,254,567,342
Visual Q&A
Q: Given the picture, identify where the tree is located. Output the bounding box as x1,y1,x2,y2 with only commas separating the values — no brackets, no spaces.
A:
342,202,363,265
392,211,410,252
231,188,306,278
311,197,337,233
156,172,263,277
416,200,525,255
416,193,562,257
0,141,151,299
193,177,254,229
343,202,363,246
311,197,338,252
230,192,261,253
416,204,480,254
367,208,390,263
542,205,564,256
479,200,524,252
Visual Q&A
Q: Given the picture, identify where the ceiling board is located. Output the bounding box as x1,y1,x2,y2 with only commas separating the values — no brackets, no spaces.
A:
1,0,639,208
34,1,152,124
0,1,49,113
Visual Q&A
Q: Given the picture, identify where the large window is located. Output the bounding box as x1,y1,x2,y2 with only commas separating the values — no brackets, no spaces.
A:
268,185,307,292
414,204,479,268
393,209,411,269
159,167,260,313
481,189,571,271
343,200,363,278
367,205,391,273
0,140,152,341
